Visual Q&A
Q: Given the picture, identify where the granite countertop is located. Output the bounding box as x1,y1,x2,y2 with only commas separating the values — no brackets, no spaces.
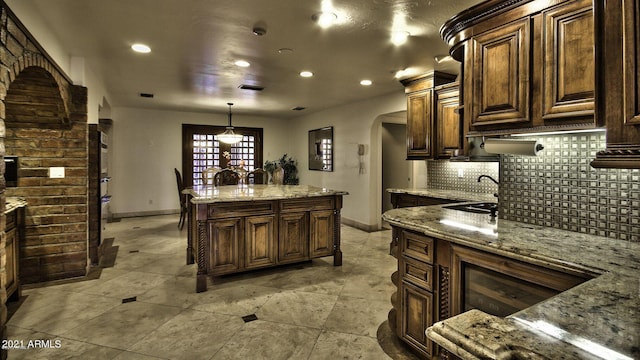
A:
382,204,639,360
386,188,497,203
185,184,348,204
5,197,27,214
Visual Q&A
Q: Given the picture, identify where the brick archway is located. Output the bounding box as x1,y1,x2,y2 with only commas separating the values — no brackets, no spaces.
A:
3,63,89,285
0,6,90,357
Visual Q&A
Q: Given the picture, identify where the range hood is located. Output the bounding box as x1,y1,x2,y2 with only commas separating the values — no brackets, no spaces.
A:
449,137,500,162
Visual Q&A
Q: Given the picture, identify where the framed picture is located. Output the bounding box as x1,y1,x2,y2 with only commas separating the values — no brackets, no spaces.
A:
308,126,333,171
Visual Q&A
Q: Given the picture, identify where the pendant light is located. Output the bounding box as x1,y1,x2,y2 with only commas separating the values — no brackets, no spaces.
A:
217,102,243,144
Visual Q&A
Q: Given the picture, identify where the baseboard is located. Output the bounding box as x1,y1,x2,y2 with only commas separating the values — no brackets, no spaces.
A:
112,209,179,219
341,217,382,232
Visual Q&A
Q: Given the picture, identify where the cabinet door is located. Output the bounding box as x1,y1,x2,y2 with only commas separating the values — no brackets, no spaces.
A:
406,90,433,159
623,0,640,126
471,18,531,127
541,0,594,121
278,212,308,264
5,227,18,297
395,194,418,208
400,280,433,357
208,218,242,275
591,0,640,168
245,215,276,269
309,210,334,258
435,85,461,158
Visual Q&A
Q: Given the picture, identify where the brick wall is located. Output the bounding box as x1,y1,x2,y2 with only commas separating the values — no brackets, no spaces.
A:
0,6,89,291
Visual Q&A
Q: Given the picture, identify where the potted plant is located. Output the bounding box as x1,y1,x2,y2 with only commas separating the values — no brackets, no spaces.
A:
264,154,299,185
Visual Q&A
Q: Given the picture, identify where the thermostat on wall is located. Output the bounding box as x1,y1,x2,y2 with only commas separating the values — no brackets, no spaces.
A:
49,167,65,178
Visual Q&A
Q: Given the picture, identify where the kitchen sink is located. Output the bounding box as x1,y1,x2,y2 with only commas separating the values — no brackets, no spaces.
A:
443,202,498,214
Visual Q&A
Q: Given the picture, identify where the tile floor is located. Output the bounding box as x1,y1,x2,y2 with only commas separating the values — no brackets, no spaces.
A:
6,215,417,359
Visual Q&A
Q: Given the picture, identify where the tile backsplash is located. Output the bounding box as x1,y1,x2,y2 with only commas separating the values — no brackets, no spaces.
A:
426,131,638,242
500,131,638,242
426,160,499,195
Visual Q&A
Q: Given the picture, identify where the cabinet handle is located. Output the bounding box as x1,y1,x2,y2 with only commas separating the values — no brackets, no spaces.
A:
424,245,430,254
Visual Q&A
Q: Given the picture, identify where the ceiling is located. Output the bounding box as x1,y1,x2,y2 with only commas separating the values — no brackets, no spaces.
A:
11,0,482,118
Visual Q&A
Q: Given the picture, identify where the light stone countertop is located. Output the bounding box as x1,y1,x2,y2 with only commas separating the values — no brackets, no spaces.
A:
386,188,497,203
5,197,27,214
382,204,639,360
185,184,348,204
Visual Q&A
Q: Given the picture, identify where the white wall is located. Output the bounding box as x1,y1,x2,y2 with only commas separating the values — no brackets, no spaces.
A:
109,107,291,217
289,91,406,229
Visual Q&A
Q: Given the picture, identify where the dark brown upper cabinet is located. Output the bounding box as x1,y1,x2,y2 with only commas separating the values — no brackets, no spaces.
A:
442,0,597,136
470,18,531,128
435,83,464,158
401,72,457,160
591,0,640,168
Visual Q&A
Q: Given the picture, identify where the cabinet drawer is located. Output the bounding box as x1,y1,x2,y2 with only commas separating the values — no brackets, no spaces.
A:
208,201,275,219
402,230,434,264
401,256,433,291
280,196,334,212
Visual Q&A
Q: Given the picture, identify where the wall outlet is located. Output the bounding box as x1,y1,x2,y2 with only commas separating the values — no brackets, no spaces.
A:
49,167,65,178
457,168,464,178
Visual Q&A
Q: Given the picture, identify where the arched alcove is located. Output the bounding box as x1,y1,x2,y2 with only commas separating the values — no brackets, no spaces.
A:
5,66,69,128
3,64,89,284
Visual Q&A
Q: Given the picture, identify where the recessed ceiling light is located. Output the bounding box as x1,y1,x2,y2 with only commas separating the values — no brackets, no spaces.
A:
300,71,314,78
360,80,372,86
391,31,410,46
131,43,151,53
278,48,294,54
234,60,250,67
312,12,338,28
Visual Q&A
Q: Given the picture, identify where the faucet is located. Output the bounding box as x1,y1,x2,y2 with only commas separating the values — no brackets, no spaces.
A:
477,174,499,185
477,175,499,198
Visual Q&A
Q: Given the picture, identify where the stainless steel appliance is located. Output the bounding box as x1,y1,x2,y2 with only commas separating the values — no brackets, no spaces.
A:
99,131,110,241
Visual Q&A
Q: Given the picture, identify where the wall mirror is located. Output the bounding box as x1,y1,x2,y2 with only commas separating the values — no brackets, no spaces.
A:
308,126,333,171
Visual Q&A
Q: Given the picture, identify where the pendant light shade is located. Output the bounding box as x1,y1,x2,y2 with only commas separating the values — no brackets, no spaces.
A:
217,103,243,144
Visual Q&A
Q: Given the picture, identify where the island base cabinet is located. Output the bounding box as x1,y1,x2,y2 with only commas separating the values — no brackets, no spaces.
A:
208,218,242,275
279,212,308,264
245,215,276,269
309,210,334,258
191,195,343,292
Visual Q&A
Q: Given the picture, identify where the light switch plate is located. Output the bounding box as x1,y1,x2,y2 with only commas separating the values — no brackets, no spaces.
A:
49,167,65,178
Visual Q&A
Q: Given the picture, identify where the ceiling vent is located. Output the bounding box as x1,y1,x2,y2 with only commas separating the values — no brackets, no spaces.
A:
238,84,264,91
139,93,154,98
291,106,306,111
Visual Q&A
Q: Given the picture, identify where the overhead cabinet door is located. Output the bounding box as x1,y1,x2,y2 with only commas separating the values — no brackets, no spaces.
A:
470,18,531,127
541,0,595,121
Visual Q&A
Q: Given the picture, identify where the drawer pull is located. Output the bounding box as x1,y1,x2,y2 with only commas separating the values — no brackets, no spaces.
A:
425,272,430,281
424,245,430,254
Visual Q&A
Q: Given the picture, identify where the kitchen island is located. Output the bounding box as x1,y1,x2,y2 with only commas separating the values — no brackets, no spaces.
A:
382,204,639,360
185,184,347,292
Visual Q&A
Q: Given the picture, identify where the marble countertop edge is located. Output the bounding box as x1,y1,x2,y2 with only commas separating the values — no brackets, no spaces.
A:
5,197,27,214
383,203,640,360
382,214,605,278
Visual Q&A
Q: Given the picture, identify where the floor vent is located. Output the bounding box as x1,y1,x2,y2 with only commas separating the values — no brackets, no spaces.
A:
241,314,258,323
238,84,264,91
